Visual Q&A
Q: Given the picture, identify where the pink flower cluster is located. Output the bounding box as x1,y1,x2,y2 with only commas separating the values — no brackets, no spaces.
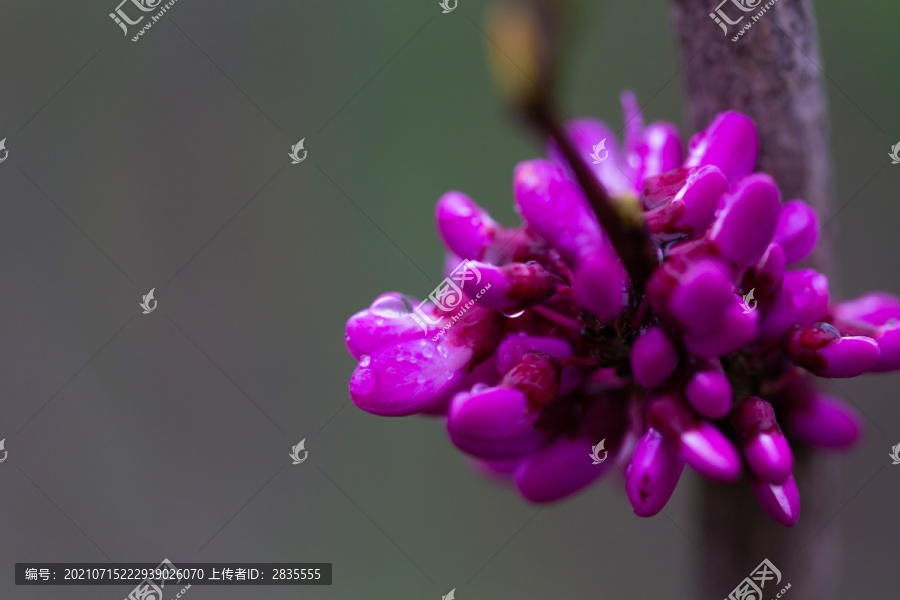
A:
344,93,896,526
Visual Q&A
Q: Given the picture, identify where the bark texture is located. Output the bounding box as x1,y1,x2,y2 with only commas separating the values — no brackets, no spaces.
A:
668,1,840,598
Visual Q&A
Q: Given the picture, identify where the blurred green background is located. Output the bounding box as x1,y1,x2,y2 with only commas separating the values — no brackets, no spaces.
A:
1,1,899,598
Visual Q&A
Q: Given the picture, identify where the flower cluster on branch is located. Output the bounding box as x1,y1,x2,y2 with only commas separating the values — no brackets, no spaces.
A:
344,94,895,527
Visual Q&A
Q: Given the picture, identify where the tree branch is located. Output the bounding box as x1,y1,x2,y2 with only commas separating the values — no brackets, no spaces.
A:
671,0,832,264
668,2,841,598
529,104,658,295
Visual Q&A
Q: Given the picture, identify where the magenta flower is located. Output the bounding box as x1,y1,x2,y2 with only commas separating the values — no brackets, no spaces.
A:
344,93,891,527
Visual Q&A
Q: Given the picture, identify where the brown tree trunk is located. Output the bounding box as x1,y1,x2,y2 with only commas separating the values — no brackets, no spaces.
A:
668,1,840,598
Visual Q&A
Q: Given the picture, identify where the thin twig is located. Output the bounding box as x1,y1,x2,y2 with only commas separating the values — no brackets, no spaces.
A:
526,104,659,295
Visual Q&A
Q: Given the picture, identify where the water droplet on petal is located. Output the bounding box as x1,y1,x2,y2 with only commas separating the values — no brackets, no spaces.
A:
371,294,414,318
359,355,371,367
502,309,526,318
350,368,376,395
422,345,434,358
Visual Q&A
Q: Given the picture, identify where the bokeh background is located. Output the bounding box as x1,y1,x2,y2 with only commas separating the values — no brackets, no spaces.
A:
1,0,898,598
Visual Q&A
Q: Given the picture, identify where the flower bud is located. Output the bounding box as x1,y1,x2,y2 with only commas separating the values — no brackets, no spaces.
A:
345,293,429,359
495,333,584,394
435,191,498,260
513,159,607,264
457,260,564,313
573,251,627,323
495,334,571,373
668,258,734,336
760,269,829,341
684,111,759,186
685,359,732,420
350,338,471,416
708,174,781,270
784,386,863,449
514,435,604,503
838,316,900,372
870,322,900,372
832,292,900,326
630,326,679,389
625,428,685,517
644,165,727,238
682,299,760,358
636,123,683,184
499,351,562,409
751,475,800,527
448,387,537,440
646,392,741,481
514,395,625,502
640,166,691,211
733,397,794,484
782,322,879,378
773,200,819,265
